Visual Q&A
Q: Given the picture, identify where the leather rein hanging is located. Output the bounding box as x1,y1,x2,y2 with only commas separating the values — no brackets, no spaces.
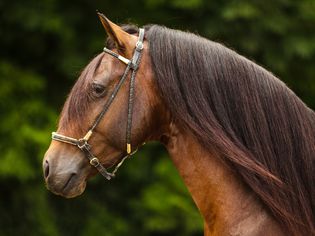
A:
51,28,145,180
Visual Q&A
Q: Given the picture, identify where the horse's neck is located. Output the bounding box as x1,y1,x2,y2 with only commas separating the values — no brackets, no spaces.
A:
162,123,284,236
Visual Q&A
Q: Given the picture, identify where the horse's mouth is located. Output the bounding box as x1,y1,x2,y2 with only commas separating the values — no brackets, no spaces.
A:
46,173,87,198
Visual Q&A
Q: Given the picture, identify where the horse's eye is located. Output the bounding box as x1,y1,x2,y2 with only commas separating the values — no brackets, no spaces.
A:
92,83,106,96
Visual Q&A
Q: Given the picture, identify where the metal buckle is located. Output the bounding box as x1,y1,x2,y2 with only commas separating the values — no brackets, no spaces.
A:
136,41,143,51
77,139,90,150
90,157,100,167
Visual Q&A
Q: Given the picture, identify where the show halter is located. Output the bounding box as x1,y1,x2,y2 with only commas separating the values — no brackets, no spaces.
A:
51,28,145,180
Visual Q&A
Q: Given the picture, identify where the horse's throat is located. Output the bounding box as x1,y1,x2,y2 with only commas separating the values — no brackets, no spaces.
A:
162,125,284,236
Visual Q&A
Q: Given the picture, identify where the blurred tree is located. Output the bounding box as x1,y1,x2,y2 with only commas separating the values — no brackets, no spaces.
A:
0,0,314,235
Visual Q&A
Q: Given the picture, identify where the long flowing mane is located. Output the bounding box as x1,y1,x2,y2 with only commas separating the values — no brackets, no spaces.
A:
146,25,315,235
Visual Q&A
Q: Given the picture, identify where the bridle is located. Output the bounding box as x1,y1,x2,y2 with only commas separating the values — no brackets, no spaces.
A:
51,28,145,180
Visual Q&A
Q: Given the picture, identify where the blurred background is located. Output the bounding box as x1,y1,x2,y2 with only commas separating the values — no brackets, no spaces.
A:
0,0,314,235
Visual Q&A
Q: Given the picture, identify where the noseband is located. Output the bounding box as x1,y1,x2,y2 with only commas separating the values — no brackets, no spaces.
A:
51,28,145,180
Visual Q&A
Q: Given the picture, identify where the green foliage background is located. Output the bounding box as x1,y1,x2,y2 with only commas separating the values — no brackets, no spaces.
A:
0,0,314,235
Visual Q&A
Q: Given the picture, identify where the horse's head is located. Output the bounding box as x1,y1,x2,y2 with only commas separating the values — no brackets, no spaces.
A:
43,14,164,198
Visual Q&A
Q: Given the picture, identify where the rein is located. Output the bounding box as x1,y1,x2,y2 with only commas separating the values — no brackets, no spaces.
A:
51,28,145,180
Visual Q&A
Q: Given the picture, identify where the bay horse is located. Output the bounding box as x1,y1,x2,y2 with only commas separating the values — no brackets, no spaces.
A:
43,13,315,236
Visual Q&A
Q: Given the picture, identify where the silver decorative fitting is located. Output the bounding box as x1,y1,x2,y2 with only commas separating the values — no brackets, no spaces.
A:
136,41,144,51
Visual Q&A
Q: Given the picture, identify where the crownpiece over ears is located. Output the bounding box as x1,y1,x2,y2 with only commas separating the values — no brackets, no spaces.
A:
97,12,138,58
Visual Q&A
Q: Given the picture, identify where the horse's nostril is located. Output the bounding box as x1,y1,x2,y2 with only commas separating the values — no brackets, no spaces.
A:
44,160,50,179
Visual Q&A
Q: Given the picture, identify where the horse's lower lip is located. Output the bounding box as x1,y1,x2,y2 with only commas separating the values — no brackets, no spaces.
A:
61,173,77,194
45,173,84,198
49,175,86,198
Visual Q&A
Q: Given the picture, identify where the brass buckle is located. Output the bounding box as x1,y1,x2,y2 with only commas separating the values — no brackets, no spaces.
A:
90,157,100,167
78,139,90,150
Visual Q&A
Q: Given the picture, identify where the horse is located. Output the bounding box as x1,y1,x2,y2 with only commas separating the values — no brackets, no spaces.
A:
43,13,315,236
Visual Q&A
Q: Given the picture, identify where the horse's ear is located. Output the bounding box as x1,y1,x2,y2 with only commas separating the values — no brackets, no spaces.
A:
97,12,137,58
